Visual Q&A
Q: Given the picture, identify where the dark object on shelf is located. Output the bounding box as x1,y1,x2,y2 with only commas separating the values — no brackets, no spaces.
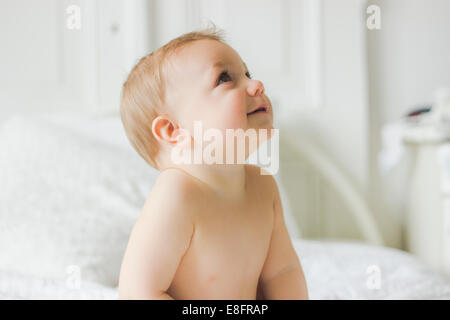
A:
406,106,432,118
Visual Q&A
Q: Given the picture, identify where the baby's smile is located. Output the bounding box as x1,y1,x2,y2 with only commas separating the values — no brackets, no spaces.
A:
247,104,269,116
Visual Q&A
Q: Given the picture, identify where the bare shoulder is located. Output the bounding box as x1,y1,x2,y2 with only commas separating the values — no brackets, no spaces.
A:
140,167,202,223
151,167,202,198
119,168,200,298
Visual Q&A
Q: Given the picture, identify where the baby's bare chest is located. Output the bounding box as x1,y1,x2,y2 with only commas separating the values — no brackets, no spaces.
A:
168,184,275,298
189,198,273,278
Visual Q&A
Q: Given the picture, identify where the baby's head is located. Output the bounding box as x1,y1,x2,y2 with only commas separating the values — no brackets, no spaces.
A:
120,27,273,170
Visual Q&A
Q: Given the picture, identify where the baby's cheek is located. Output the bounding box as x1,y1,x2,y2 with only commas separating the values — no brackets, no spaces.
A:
222,93,247,128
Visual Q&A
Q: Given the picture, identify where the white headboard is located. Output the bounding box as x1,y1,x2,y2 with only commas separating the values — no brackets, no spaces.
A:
278,127,384,245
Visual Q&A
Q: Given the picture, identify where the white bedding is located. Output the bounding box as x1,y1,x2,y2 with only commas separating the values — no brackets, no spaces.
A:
1,113,450,300
296,240,450,299
2,238,450,300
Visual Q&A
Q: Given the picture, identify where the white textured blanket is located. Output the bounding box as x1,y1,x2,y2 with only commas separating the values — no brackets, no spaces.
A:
2,239,450,300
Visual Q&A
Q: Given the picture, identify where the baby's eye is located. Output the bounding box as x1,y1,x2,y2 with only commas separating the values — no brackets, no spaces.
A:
245,71,252,79
217,71,232,85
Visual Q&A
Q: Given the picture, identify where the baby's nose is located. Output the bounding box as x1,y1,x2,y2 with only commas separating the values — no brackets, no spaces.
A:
247,79,265,97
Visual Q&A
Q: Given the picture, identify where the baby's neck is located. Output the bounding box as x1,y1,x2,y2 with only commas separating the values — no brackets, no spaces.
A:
166,163,247,199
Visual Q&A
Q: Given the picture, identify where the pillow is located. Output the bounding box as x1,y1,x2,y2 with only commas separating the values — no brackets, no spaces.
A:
0,114,159,286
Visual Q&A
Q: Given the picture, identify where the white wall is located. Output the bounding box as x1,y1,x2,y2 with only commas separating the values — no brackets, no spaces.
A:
368,0,450,124
367,0,450,248
0,0,152,125
294,0,370,194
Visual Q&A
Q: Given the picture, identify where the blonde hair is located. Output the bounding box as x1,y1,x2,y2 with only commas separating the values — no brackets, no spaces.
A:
120,27,225,169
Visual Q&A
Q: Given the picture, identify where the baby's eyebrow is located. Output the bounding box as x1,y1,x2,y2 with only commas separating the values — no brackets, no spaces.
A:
211,61,226,69
211,60,249,73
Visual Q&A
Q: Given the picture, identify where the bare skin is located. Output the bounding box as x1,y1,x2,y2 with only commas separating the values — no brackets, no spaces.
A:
119,164,308,299
118,38,308,299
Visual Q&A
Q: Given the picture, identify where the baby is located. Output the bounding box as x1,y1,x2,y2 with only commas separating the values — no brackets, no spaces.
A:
118,28,308,300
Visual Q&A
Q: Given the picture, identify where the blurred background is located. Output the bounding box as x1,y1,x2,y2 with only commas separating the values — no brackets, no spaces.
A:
1,0,450,280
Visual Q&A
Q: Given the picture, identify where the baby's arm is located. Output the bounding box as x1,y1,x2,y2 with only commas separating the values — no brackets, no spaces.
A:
258,177,309,300
118,172,195,300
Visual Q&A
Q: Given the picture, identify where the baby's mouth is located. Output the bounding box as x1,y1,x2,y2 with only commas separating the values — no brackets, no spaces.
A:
247,105,268,116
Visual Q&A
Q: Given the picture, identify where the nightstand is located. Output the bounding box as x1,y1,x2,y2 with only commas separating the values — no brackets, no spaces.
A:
403,126,450,276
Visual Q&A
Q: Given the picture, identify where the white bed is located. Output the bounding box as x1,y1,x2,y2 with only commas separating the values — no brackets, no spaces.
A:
2,238,450,300
1,113,450,299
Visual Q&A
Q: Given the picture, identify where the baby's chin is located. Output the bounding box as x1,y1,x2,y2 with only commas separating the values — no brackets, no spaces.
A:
247,122,274,133
246,114,274,130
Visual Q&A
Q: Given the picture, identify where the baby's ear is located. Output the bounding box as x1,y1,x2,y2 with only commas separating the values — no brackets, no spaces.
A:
151,115,186,145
